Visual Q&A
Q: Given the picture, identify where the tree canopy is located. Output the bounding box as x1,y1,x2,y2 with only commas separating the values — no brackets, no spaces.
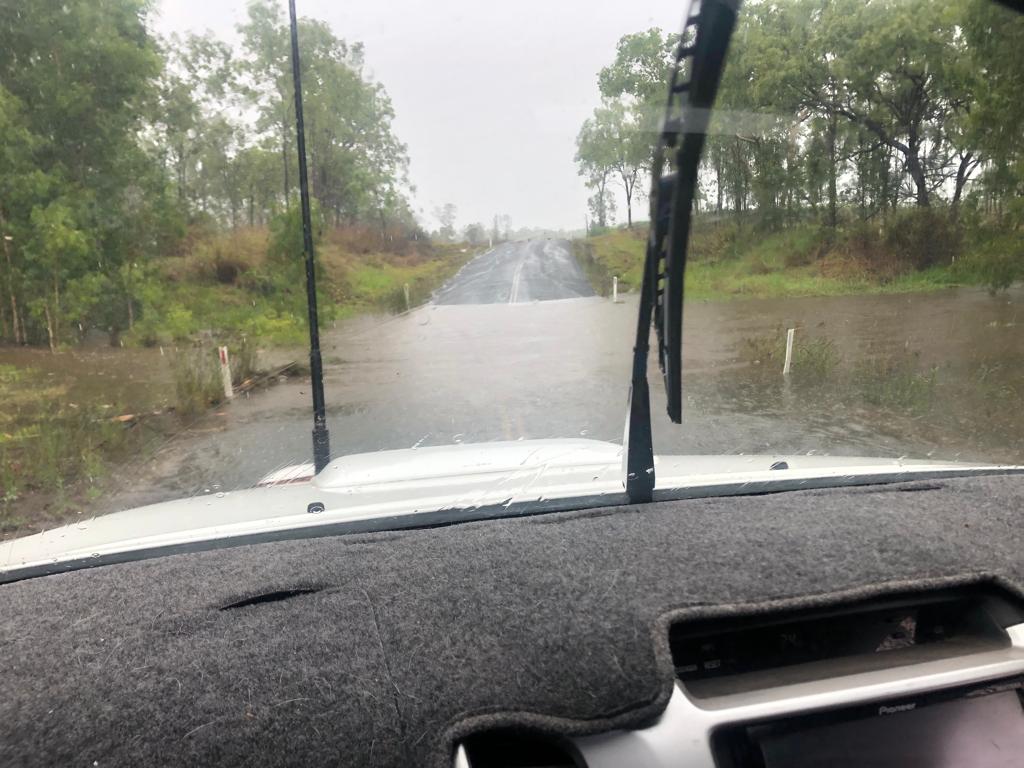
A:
578,0,1024,238
0,0,414,348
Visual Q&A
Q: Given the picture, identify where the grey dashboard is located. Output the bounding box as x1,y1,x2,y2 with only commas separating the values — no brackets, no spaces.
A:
1,472,1023,767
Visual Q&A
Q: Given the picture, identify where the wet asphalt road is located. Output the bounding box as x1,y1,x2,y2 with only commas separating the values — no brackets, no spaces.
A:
434,239,593,304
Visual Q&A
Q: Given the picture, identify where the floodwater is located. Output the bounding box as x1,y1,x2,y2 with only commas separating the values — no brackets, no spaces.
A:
94,283,1024,512
3,242,1022,514
0,344,175,418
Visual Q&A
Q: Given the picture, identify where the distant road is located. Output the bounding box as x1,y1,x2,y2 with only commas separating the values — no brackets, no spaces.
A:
434,239,595,305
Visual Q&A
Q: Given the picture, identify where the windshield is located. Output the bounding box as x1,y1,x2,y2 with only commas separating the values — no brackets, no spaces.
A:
1,0,1022,539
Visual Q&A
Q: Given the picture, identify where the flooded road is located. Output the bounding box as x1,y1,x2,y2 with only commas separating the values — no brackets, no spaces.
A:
91,247,1024,512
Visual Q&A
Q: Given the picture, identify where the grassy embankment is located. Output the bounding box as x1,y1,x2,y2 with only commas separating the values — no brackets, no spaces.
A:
0,227,475,532
130,225,475,347
574,214,1022,299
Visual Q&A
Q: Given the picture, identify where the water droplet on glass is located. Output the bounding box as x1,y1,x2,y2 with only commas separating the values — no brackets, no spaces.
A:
215,492,225,499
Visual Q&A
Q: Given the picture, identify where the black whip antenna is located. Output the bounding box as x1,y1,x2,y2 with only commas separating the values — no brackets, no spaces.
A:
288,0,331,473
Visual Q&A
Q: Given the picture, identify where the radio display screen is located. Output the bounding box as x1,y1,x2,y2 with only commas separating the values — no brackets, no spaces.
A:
750,689,1024,768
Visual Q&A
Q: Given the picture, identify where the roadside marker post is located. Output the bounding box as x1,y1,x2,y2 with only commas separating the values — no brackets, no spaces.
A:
783,328,795,375
403,283,411,311
612,276,620,303
218,346,234,400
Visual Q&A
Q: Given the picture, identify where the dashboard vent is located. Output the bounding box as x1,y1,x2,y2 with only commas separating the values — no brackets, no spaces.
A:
457,729,584,768
669,588,1023,697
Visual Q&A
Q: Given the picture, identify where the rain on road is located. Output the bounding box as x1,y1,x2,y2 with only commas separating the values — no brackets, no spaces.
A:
433,239,594,305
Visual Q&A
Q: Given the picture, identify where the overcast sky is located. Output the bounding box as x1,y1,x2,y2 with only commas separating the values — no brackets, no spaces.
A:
154,0,690,232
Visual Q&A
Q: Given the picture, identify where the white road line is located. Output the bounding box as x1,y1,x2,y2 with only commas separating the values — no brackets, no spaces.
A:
509,260,524,304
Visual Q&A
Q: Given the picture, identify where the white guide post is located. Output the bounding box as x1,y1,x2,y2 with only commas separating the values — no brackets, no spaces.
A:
783,328,795,376
403,283,411,311
612,276,620,303
218,345,234,400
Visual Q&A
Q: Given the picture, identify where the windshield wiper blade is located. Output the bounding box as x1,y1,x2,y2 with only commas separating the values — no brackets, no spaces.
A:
623,0,740,503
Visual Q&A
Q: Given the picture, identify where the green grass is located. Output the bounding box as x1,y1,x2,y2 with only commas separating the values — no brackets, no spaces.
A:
577,219,1018,301
573,228,647,295
324,242,477,312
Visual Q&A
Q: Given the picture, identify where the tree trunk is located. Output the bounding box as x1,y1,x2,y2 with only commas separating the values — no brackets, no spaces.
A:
598,176,609,227
950,152,977,221
906,155,930,207
1,211,23,344
715,152,723,213
905,129,930,207
281,118,291,210
43,304,56,353
52,272,60,342
826,113,838,229
621,170,634,229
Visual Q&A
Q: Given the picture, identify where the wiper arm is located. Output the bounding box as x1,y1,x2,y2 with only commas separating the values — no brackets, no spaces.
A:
623,0,740,503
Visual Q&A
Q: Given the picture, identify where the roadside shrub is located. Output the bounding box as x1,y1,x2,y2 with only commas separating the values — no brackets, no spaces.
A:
954,232,1022,294
214,257,247,285
173,346,223,418
229,336,259,385
748,256,774,275
782,226,829,267
882,208,961,270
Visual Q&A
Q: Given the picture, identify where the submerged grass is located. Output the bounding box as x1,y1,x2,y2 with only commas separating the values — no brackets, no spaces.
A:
853,357,939,413
741,329,841,385
0,364,139,529
740,328,939,413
